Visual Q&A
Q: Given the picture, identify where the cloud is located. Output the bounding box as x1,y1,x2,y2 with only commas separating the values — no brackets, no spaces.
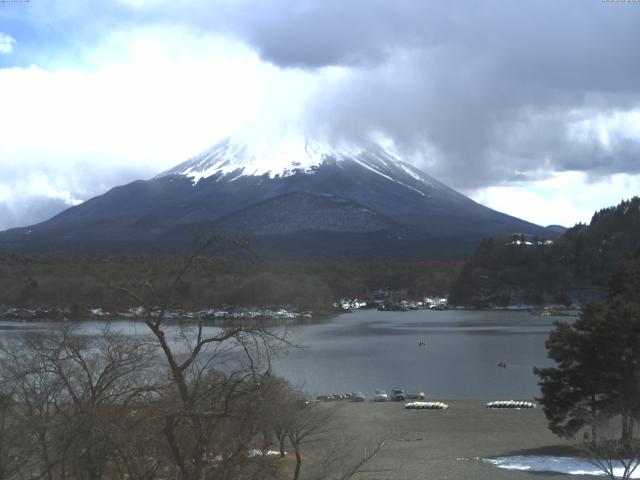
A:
273,0,640,190
5,1,640,187
0,155,154,231
0,28,279,163
1,0,640,229
156,0,640,189
0,25,330,229
471,172,640,228
0,33,16,54
0,197,73,232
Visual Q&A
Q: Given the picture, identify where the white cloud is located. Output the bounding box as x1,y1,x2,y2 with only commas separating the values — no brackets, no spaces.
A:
0,26,333,170
1,16,639,231
0,174,81,208
0,33,16,54
469,171,640,227
0,168,84,231
0,25,341,228
0,32,259,168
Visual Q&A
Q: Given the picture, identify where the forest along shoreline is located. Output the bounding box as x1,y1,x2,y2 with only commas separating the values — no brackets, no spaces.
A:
0,300,579,323
0,254,461,321
2,197,639,322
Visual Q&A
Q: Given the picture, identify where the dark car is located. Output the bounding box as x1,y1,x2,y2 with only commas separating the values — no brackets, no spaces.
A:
390,388,406,401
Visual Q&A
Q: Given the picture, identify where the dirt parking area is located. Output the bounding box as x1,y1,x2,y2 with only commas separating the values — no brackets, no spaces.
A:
304,400,594,480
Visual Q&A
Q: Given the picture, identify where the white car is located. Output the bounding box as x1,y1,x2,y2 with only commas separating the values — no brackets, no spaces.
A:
374,389,389,401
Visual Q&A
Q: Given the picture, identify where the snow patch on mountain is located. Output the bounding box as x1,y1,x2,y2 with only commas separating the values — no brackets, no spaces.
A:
155,130,455,199
159,132,366,183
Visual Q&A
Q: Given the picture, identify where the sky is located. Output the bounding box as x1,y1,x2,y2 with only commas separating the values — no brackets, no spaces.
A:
1,0,639,230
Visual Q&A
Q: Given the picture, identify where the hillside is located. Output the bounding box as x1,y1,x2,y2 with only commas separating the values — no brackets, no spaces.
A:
449,197,640,307
0,133,552,259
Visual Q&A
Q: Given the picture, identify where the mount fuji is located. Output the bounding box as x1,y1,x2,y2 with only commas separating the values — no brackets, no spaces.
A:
0,133,552,258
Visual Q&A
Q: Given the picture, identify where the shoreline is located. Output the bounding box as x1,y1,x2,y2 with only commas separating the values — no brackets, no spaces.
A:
0,304,334,323
0,303,578,323
312,400,591,480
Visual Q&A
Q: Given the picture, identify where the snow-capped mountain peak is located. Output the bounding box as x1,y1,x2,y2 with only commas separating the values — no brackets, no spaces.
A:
157,131,438,193
0,130,551,258
158,132,359,182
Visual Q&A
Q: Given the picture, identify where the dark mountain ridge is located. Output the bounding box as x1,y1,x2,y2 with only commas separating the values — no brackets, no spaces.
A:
0,136,553,259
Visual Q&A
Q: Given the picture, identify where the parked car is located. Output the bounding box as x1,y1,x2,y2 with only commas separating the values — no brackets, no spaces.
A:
405,392,426,400
374,389,389,401
351,392,366,402
390,388,406,401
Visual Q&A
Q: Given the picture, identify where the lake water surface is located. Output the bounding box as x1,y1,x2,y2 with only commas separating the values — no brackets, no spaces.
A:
0,309,571,400
272,309,567,400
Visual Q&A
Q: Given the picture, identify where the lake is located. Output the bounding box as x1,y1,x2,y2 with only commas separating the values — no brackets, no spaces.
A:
0,309,570,400
271,309,567,400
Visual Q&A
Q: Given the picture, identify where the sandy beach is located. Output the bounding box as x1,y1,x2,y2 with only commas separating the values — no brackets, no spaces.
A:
304,400,595,480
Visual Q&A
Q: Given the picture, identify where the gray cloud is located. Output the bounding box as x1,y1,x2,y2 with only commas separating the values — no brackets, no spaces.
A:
0,196,70,232
216,0,449,68
0,160,154,231
195,0,640,189
3,0,640,218
7,0,640,176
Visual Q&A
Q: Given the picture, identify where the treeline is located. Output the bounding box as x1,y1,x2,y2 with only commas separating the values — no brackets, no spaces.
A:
0,254,461,315
450,197,640,307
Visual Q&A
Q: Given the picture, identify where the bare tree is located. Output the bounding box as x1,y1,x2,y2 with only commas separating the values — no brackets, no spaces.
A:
1,332,69,480
103,401,167,480
583,414,640,480
252,378,390,480
312,434,389,480
0,325,159,480
258,376,298,458
0,379,21,480
282,398,390,480
44,327,156,480
286,401,336,480
0,237,384,480
113,239,289,480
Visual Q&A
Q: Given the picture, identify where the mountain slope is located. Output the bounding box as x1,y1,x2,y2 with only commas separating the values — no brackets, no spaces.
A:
0,134,552,258
210,191,406,235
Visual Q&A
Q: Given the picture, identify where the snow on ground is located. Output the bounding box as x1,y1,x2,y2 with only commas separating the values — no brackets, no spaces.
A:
248,449,282,457
484,455,640,478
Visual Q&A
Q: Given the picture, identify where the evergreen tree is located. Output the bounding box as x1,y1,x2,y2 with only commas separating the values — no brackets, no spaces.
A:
534,302,611,439
535,256,640,441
